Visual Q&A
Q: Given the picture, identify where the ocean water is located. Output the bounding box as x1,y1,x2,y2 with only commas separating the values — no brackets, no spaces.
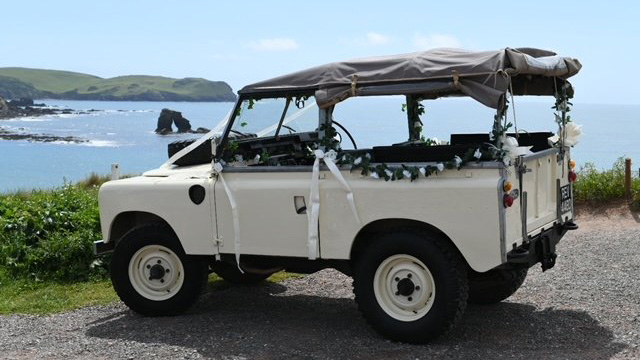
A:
0,98,638,193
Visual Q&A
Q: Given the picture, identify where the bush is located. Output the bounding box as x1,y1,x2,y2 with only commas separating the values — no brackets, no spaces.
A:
573,157,640,208
0,184,108,282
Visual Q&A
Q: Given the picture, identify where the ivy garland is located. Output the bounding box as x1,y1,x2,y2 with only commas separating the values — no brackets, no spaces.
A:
337,146,490,182
313,120,499,182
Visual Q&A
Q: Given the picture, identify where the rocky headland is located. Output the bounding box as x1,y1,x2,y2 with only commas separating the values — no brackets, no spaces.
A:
0,96,89,143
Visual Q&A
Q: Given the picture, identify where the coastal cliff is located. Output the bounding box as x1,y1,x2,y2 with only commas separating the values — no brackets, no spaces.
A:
0,68,236,102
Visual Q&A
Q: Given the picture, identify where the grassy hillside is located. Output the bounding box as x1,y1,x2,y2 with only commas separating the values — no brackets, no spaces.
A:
0,67,236,102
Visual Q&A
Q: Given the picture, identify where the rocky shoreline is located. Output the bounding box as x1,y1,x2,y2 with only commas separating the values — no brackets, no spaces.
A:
0,96,91,143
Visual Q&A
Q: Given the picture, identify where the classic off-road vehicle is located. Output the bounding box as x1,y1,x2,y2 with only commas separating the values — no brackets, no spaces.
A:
96,48,582,343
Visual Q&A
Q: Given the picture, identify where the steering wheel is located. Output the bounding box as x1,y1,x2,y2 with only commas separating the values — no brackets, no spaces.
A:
281,124,297,134
332,120,357,149
229,129,247,137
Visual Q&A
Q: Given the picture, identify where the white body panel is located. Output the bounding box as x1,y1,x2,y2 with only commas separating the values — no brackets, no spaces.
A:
99,165,218,255
99,152,569,273
214,171,311,257
214,165,504,272
504,149,573,250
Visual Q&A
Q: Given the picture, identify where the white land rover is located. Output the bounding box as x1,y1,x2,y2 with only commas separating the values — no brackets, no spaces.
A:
95,48,582,343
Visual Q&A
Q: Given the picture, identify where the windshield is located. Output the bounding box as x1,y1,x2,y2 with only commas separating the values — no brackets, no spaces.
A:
230,97,318,137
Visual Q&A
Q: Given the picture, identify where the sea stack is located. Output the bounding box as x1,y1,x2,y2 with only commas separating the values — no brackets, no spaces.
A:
155,108,192,134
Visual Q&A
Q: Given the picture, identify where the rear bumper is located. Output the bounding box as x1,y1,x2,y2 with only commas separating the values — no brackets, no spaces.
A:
93,240,115,256
506,221,577,271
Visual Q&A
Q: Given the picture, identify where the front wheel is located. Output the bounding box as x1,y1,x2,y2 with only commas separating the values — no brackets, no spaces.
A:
110,225,208,316
353,230,468,343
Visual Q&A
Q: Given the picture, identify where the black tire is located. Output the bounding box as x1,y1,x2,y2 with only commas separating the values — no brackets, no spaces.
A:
468,268,528,305
212,261,273,284
353,230,468,343
110,225,208,316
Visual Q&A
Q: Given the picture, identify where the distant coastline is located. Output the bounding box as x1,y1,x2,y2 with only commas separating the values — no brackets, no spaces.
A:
0,67,237,102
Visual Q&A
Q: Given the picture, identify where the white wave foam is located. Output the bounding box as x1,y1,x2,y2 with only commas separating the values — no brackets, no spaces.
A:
4,117,50,122
84,140,120,147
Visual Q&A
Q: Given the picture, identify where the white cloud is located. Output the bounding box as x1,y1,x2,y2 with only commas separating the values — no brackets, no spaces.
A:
248,38,299,52
413,33,461,50
365,32,391,46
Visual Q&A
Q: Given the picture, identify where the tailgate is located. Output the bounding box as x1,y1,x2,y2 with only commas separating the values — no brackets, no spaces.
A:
520,148,572,235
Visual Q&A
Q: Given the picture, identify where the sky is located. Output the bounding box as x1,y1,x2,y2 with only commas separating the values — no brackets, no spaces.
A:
1,1,638,104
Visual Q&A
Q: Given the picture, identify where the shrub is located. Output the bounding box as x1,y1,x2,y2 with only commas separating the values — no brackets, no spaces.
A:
0,184,108,282
573,157,640,208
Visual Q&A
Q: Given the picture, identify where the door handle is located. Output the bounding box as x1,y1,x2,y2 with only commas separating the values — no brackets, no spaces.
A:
293,196,307,214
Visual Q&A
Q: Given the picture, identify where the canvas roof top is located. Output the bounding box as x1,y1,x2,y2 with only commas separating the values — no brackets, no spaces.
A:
239,47,581,110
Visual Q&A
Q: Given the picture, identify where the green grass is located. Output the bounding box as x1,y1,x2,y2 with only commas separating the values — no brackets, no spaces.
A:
0,270,304,315
0,277,117,314
0,67,236,101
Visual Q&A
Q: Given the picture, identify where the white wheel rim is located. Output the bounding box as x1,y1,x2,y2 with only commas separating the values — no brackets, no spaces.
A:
373,254,436,322
128,245,185,301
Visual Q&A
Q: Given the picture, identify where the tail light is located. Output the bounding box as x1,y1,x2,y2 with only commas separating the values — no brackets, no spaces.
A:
569,170,578,183
503,194,515,207
503,180,513,192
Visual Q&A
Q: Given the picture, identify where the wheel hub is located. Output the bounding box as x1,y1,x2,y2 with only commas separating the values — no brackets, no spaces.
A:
149,264,166,280
396,278,415,296
128,245,184,301
373,254,436,322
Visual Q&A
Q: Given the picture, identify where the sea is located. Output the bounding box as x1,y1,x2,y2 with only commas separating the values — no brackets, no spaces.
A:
0,98,638,193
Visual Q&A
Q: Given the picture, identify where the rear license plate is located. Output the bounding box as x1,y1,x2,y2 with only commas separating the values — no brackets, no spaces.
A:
560,184,572,213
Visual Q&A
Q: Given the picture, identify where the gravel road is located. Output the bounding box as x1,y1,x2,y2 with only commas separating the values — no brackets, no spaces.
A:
1,214,638,359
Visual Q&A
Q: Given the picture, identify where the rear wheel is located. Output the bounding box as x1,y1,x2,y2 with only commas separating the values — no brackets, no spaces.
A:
111,225,208,316
353,230,468,343
468,268,528,304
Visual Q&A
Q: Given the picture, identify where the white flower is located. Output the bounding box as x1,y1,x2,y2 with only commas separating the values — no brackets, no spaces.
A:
326,149,338,161
436,163,444,172
234,154,244,162
213,162,224,173
419,167,426,176
563,122,583,146
384,169,393,178
353,157,362,165
503,156,512,166
314,149,325,158
474,148,482,159
370,172,380,179
402,170,411,178
454,155,462,167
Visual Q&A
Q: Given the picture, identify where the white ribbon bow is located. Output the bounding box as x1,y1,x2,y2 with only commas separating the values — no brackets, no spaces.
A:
308,149,361,260
212,161,243,273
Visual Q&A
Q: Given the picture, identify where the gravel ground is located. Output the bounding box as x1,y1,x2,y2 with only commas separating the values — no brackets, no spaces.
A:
1,215,638,359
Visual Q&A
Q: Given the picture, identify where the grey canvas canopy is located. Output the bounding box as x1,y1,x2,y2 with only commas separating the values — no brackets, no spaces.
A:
239,47,581,111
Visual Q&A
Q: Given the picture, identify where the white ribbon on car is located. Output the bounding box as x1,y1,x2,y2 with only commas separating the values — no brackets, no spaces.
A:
212,161,244,273
160,110,231,169
307,149,361,260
